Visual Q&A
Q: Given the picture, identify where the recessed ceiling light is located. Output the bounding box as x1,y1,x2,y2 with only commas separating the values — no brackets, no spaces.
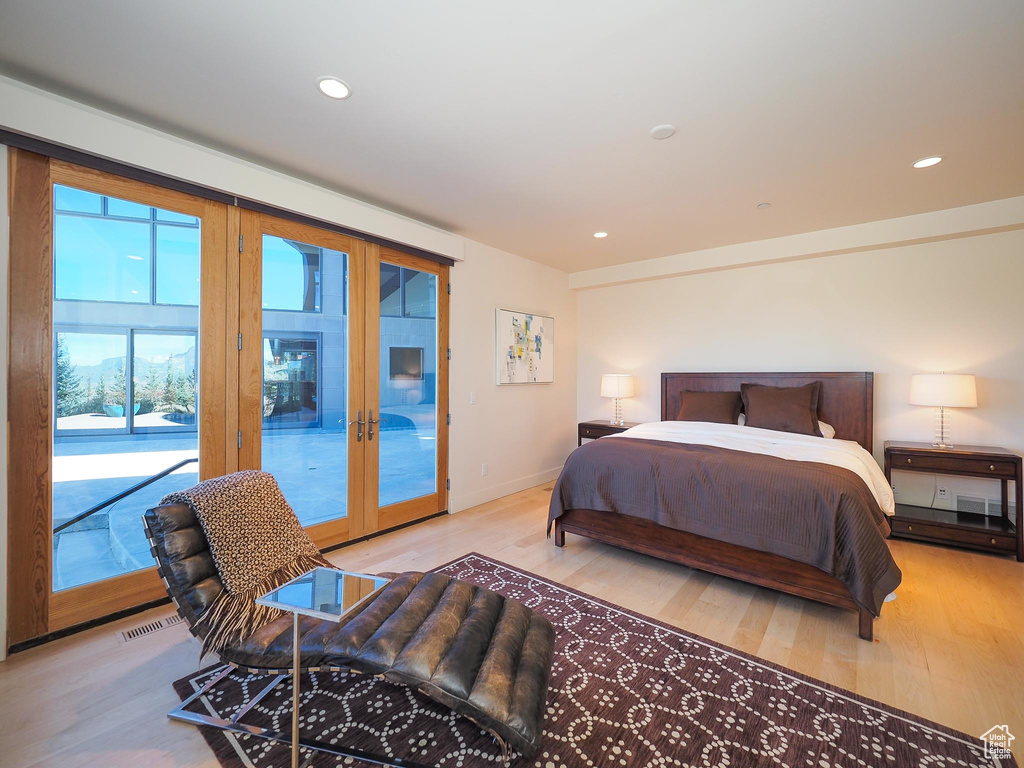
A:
131,290,139,294
593,232,608,238
757,202,772,209
649,124,676,140
316,76,352,100
913,156,942,168
127,254,144,260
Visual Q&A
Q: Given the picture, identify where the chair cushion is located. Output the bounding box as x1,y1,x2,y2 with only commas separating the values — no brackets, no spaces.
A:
144,503,225,639
220,571,556,756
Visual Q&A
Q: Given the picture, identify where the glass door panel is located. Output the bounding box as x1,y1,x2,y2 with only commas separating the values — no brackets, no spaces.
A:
238,222,448,551
259,233,350,530
50,181,203,594
7,153,231,645
378,262,438,506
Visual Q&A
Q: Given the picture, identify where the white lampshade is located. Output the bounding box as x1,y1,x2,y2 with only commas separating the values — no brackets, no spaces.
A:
600,374,635,399
909,373,977,408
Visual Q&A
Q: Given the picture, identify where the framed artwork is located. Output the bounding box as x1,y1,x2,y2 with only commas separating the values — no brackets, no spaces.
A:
496,308,554,384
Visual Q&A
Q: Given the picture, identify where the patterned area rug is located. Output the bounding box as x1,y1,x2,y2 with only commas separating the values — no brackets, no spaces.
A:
174,553,1014,767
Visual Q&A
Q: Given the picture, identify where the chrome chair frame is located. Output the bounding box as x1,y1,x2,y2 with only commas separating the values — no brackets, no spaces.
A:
146,517,510,768
170,663,442,768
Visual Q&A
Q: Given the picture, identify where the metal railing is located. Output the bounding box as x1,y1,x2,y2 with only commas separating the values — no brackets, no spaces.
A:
52,457,198,534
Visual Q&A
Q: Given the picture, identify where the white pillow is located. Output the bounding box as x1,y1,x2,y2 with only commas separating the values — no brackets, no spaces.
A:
739,412,836,438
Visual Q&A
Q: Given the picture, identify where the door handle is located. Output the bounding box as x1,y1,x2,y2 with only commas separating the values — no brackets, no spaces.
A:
347,410,364,442
367,410,387,441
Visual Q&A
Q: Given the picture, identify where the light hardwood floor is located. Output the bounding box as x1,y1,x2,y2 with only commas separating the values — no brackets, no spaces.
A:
2,483,1022,766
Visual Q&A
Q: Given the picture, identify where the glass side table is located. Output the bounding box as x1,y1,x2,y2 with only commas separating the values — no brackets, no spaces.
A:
256,567,392,768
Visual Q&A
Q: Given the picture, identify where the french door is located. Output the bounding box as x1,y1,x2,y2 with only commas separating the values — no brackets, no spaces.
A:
237,213,449,549
7,150,231,643
6,153,449,648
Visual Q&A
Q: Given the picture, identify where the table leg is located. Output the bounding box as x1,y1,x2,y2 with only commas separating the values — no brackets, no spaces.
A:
292,611,300,768
1016,474,1023,562
1002,479,1009,519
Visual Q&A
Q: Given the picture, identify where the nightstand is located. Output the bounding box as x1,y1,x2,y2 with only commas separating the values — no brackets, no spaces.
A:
884,441,1023,561
578,420,640,446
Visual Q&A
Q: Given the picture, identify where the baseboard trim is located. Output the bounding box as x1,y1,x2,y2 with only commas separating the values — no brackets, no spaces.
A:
450,466,562,513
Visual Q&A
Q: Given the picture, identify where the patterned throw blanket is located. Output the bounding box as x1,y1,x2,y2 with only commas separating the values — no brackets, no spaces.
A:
161,470,331,657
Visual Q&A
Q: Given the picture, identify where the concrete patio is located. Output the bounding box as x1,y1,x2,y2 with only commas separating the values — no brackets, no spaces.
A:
52,421,436,591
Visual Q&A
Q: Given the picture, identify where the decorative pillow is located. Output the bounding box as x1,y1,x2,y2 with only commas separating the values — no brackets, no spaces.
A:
676,390,743,424
818,420,837,439
740,382,822,437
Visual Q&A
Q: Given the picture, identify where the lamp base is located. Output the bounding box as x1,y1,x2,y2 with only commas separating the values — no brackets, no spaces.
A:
932,406,953,449
610,398,624,426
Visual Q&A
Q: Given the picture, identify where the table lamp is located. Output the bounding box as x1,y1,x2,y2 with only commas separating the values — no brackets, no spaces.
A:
909,372,977,449
600,374,635,426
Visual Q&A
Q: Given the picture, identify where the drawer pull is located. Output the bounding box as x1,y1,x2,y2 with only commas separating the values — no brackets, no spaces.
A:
990,465,996,471
906,458,912,464
991,538,997,545
907,525,913,532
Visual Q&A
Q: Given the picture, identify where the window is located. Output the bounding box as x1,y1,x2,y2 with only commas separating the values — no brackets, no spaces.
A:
54,215,151,303
155,225,201,305
132,333,198,429
263,335,320,428
402,270,436,318
53,183,201,305
262,236,322,312
54,329,197,435
380,263,402,316
55,331,129,431
379,264,437,318
390,347,424,380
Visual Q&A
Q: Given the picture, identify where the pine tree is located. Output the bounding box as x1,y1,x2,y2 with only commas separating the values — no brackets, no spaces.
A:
111,365,127,408
55,336,84,417
184,368,197,413
136,366,161,414
94,375,108,412
165,363,176,408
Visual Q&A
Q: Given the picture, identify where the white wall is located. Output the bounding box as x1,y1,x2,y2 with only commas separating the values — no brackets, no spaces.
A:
449,240,578,512
577,232,1024,508
0,76,463,261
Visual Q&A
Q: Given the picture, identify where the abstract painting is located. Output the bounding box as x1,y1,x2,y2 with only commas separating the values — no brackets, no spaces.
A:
495,308,554,384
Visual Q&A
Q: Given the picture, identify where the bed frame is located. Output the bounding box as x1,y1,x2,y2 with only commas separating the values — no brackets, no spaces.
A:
553,372,879,640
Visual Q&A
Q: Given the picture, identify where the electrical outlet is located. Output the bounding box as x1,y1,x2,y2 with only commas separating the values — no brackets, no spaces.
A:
469,391,476,405
481,463,488,476
937,484,948,500
891,481,897,499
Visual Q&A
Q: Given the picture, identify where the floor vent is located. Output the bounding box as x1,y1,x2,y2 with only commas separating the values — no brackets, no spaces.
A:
118,613,185,643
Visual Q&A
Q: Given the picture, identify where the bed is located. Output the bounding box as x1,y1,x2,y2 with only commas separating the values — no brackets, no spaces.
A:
548,372,901,640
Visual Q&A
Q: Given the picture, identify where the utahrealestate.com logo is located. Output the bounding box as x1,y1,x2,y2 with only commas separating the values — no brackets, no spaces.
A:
980,725,1014,759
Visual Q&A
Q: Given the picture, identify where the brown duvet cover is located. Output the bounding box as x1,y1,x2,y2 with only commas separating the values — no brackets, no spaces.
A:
547,437,902,616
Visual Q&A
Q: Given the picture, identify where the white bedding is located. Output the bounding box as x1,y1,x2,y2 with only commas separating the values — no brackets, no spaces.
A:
607,421,894,515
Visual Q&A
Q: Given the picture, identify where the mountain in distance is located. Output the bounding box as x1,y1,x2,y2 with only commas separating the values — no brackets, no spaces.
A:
73,346,196,383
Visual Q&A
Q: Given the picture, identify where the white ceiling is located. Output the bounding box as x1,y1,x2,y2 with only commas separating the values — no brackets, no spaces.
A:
1,1,1022,273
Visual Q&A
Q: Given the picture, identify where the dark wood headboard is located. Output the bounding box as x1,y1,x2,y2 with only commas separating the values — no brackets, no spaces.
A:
661,372,874,452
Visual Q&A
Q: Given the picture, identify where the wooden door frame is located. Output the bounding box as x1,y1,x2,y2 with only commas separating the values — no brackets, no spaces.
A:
6,150,231,643
237,211,366,548
7,154,451,647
